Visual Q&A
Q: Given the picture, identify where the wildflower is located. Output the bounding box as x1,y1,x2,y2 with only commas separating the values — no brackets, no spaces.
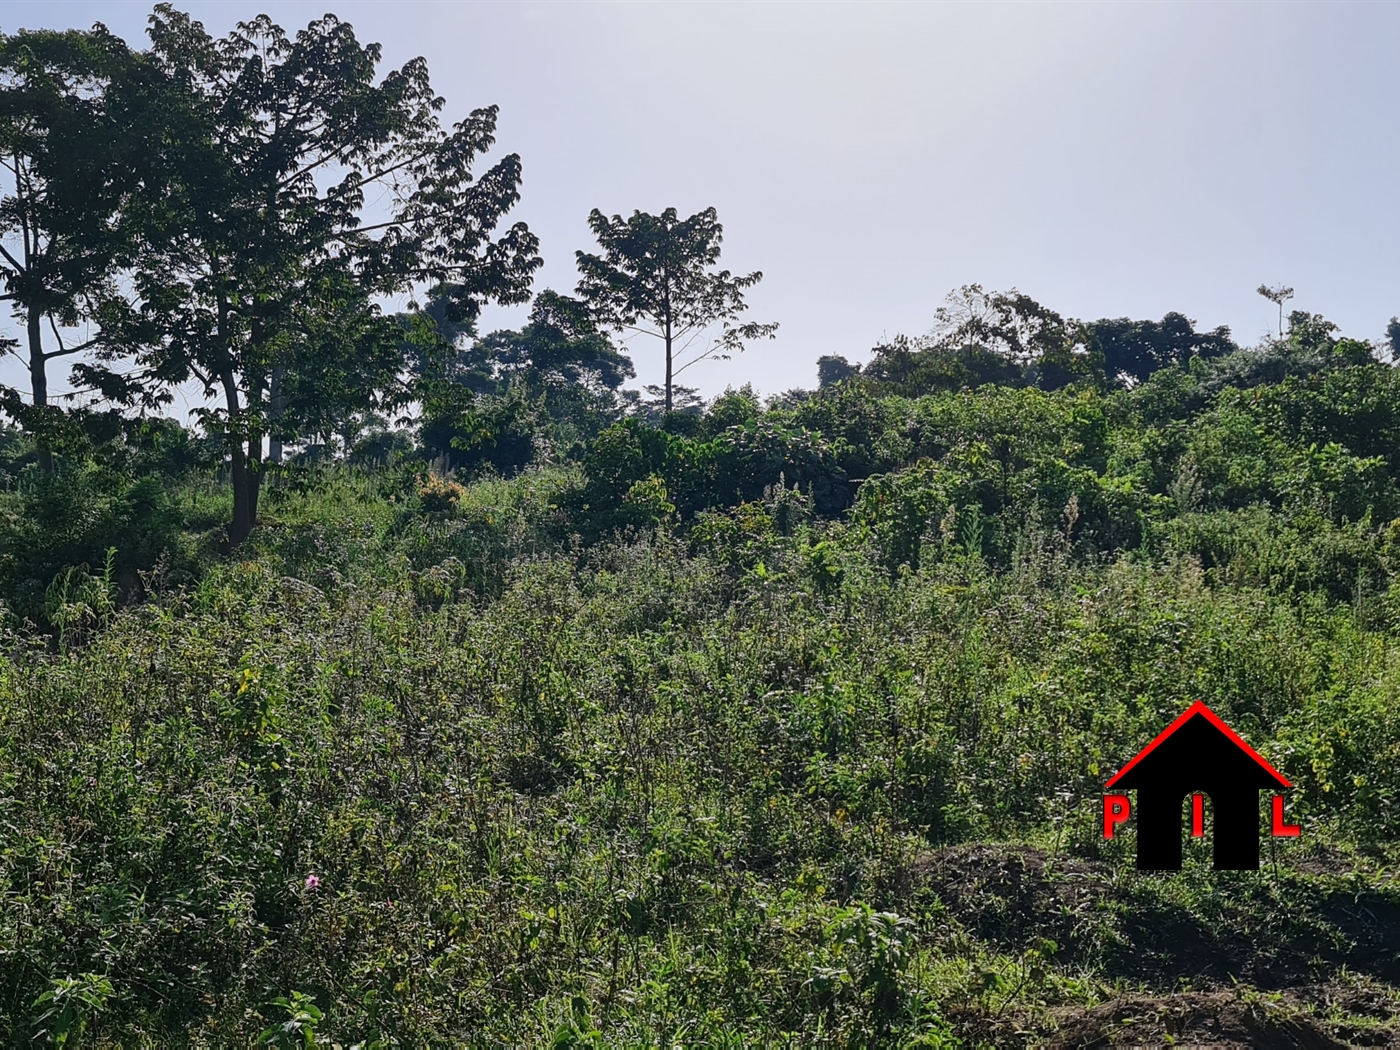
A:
305,874,321,890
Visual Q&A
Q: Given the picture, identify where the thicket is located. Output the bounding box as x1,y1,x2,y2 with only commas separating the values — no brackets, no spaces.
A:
2,336,1400,1043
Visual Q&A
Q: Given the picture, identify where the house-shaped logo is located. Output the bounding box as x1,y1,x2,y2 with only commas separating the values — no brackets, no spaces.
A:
1102,701,1300,870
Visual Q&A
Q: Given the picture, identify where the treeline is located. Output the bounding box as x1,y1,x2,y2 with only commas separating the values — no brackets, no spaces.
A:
3,6,1400,622
4,290,1398,624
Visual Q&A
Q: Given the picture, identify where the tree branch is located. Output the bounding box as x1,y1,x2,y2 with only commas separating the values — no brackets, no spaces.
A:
356,148,435,189
0,241,26,274
336,218,408,237
617,323,664,341
43,336,100,360
672,354,720,377
281,145,428,195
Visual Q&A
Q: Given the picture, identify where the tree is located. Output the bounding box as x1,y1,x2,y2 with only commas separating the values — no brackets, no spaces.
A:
575,206,776,414
817,354,860,388
99,6,540,546
415,288,634,465
929,284,1069,366
272,275,410,456
1285,310,1337,354
861,334,1025,395
1257,283,1294,338
623,384,704,424
923,284,1100,389
477,290,634,394
1090,312,1237,386
859,285,1103,396
0,26,155,472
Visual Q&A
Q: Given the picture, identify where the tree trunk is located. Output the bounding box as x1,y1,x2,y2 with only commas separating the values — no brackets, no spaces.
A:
219,364,260,549
663,319,673,415
267,365,285,465
247,433,263,520
227,441,256,547
226,432,264,548
26,307,53,476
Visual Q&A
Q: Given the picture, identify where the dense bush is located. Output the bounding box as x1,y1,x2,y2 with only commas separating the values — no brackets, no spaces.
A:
3,7,1393,1039
0,466,209,626
1,354,1399,1044
2,472,1399,1043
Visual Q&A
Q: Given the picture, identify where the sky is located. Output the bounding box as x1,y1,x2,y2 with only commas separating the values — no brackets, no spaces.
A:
3,0,1398,403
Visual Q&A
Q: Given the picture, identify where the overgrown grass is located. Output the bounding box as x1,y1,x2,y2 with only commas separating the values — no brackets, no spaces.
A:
1,471,1398,1044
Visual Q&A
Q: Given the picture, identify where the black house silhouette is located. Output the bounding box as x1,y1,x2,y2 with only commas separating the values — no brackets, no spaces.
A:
1106,701,1290,870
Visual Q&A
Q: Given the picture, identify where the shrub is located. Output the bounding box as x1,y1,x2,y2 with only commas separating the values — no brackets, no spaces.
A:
417,472,466,513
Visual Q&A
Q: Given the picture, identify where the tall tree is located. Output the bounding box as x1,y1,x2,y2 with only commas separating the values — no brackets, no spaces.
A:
0,26,154,472
1257,283,1294,339
99,6,540,546
575,207,776,414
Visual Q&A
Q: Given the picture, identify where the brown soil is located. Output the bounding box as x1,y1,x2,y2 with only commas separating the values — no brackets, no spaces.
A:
1047,991,1394,1047
908,844,1400,1046
946,984,1400,1048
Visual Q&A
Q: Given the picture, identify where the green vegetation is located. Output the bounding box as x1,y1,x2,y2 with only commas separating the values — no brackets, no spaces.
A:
2,5,1400,1046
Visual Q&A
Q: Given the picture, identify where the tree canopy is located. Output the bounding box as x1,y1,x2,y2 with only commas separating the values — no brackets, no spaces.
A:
1090,312,1237,386
0,25,160,470
575,206,776,414
92,5,540,544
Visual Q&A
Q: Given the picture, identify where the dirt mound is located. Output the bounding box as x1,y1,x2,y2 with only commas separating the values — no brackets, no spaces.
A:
907,845,1400,1045
1045,991,1350,1048
944,982,1400,1048
911,843,1400,990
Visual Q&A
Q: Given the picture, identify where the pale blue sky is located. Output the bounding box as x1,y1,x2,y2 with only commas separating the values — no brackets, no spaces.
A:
4,0,1397,401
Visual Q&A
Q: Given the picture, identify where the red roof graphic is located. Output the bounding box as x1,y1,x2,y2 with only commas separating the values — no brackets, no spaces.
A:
1104,700,1290,789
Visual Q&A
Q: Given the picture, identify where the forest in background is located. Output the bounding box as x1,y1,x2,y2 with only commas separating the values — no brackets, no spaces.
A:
4,7,1400,1047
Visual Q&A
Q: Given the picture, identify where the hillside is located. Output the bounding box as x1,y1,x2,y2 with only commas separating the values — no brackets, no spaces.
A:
3,339,1400,1045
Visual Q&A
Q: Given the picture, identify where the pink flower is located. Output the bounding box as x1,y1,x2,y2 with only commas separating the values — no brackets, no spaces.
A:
305,874,321,890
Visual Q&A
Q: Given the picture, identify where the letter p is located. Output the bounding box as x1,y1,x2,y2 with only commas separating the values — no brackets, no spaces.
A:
1103,794,1131,839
